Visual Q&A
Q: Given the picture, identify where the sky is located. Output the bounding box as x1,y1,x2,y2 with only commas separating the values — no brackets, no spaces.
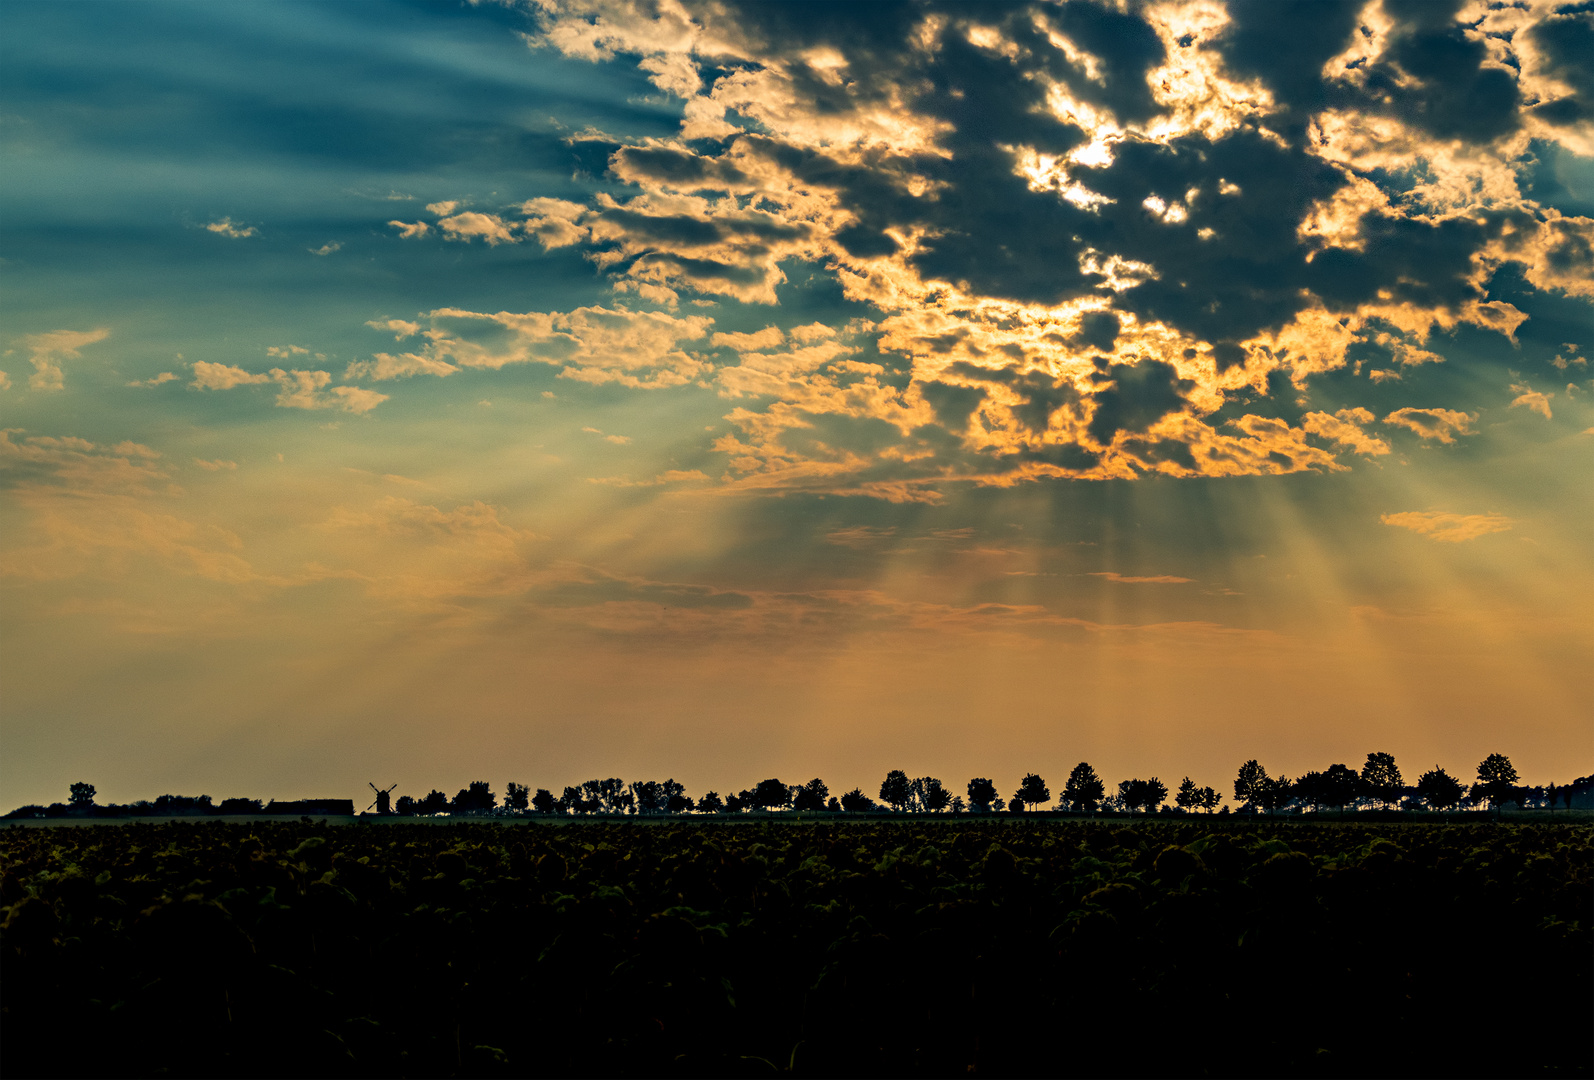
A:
2,0,1590,810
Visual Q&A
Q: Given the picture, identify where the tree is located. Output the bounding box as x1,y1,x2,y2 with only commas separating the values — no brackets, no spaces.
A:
1175,777,1198,813
751,777,793,811
1007,796,1025,813
950,795,965,814
1063,762,1104,814
1234,760,1269,812
840,787,875,812
827,796,842,812
792,778,829,812
1361,752,1403,809
453,781,496,813
697,791,724,814
724,792,748,813
1319,764,1360,813
1144,777,1168,813
880,770,913,812
1476,753,1519,809
1198,786,1221,813
1016,773,1050,811
631,780,666,814
914,777,951,812
395,795,417,815
1294,771,1325,812
1415,766,1462,810
667,792,694,813
531,788,558,814
218,797,263,814
560,785,587,813
68,782,96,808
1259,774,1293,814
966,777,998,813
418,789,450,815
505,782,530,811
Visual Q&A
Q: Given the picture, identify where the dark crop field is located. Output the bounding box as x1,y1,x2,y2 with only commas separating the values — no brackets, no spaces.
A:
2,819,1589,1078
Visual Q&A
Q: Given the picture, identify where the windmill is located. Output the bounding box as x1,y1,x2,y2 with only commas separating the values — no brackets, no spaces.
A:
367,783,397,815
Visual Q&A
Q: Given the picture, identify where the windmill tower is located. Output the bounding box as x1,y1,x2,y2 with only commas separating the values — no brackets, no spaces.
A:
367,783,397,815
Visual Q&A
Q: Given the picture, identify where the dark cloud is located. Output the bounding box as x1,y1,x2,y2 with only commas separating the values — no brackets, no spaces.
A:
1527,10,1593,130
1218,0,1364,118
919,379,986,430
1087,359,1193,446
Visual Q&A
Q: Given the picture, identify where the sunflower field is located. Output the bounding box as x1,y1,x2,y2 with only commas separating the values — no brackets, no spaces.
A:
2,819,1588,1077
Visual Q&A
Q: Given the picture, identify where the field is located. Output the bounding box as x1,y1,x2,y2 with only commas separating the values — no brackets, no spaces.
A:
3,819,1589,1078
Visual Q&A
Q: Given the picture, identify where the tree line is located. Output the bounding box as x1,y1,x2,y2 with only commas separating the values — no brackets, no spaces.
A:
8,752,1587,820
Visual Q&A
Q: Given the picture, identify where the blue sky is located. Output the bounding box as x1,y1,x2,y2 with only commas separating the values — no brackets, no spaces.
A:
2,0,1590,809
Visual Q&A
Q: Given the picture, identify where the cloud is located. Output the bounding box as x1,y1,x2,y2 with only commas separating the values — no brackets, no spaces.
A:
825,525,897,548
205,218,257,239
346,305,714,389
438,211,521,246
1381,511,1515,543
20,328,109,391
1302,408,1390,457
1090,571,1193,584
310,241,342,256
0,428,167,496
191,361,388,412
266,0,1586,502
127,372,179,388
193,458,237,471
1509,383,1553,420
191,361,271,390
1383,407,1476,444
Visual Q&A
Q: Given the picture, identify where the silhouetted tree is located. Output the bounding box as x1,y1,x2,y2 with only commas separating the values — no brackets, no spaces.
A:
1546,782,1560,811
68,782,96,807
1007,796,1025,813
559,785,586,813
631,780,665,814
395,795,417,815
1175,777,1198,812
725,792,748,813
1476,753,1519,809
751,778,792,810
1294,771,1325,811
1316,764,1360,812
1361,752,1403,809
1063,762,1104,813
697,791,724,814
880,770,913,812
667,791,694,813
218,797,263,814
1117,778,1167,813
1415,766,1462,810
1198,785,1221,813
418,790,449,815
505,782,530,811
531,788,558,814
950,795,965,814
151,794,213,815
582,778,625,814
1015,773,1051,811
1234,760,1269,812
452,781,496,813
914,777,951,812
966,777,998,813
1259,774,1293,814
792,778,829,811
827,796,842,812
839,787,875,812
